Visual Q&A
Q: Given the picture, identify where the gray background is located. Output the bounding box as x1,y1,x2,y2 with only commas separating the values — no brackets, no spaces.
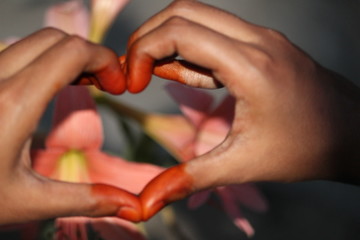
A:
1,0,360,239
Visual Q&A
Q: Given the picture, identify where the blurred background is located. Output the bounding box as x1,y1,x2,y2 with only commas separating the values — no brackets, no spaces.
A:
0,0,360,239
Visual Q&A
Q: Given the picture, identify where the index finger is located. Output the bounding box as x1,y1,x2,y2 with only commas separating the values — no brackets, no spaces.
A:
0,28,67,80
0,36,125,157
126,17,253,93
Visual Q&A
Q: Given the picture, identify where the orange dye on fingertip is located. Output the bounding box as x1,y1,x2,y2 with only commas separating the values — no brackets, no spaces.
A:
91,184,142,222
153,60,186,84
140,164,194,221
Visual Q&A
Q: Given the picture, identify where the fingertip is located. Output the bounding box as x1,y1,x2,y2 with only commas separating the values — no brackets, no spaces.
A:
126,70,152,94
125,52,154,93
106,79,127,95
90,184,142,221
139,164,194,220
117,206,142,223
96,68,127,95
127,78,148,94
141,198,165,221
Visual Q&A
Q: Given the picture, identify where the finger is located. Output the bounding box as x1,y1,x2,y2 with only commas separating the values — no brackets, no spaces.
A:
153,59,223,88
0,36,125,158
140,138,257,220
126,17,251,93
140,164,194,220
120,53,220,89
1,174,142,224
0,28,67,80
128,0,262,48
140,154,237,221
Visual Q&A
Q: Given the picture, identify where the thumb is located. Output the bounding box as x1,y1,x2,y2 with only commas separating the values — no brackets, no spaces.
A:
140,158,226,221
139,164,194,221
139,141,255,220
2,174,142,224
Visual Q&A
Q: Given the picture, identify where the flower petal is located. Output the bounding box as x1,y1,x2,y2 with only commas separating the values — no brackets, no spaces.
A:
90,0,130,43
187,189,212,209
228,184,268,212
91,217,145,240
45,0,90,38
210,94,235,124
195,95,235,155
145,114,197,161
216,187,255,237
46,86,103,150
194,121,229,156
165,83,214,128
0,42,6,52
55,216,145,240
86,150,164,194
31,149,64,177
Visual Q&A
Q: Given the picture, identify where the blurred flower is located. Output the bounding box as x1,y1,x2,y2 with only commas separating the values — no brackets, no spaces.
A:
45,0,90,38
0,37,20,52
0,41,6,51
45,0,129,43
32,86,163,240
0,41,9,52
0,222,39,240
90,0,130,43
103,83,268,237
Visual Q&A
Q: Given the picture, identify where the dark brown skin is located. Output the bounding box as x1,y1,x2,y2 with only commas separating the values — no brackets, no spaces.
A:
1,0,360,225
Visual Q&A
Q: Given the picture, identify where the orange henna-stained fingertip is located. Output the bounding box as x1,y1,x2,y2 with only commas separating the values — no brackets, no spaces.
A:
139,164,194,221
72,62,126,94
126,53,154,93
91,183,142,222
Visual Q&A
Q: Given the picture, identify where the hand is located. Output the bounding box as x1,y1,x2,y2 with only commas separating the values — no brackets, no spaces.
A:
123,0,360,220
0,28,141,224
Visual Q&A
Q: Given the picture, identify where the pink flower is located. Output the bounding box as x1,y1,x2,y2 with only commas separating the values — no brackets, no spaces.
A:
90,0,130,43
0,41,6,51
32,86,163,240
44,0,129,43
45,0,90,38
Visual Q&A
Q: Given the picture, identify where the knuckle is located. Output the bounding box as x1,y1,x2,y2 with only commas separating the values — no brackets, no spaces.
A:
262,28,289,45
253,49,274,68
161,16,194,38
239,45,276,77
267,28,288,42
159,16,192,44
62,35,90,54
168,0,197,15
38,27,67,40
164,16,190,29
